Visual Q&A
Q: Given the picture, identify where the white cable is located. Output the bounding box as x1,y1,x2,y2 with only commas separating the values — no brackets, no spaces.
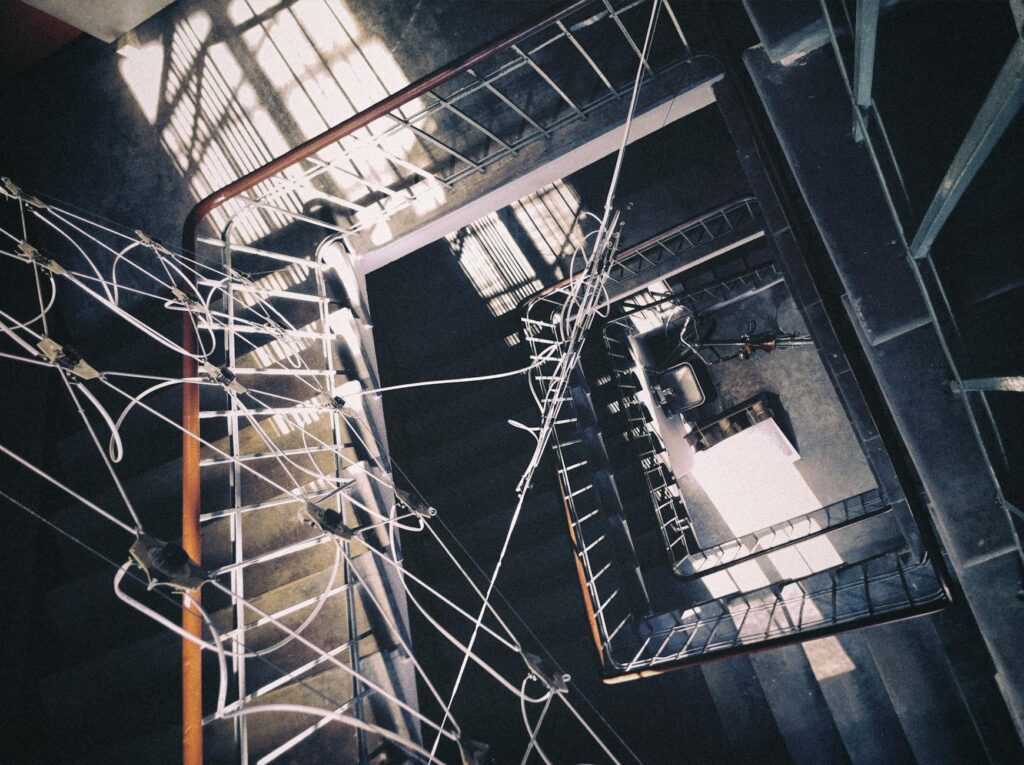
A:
335,538,465,737
344,344,560,399
430,4,661,758
108,377,202,461
0,439,137,535
221,704,440,764
2,180,639,764
520,676,555,765
31,208,117,304
109,242,143,306
238,538,343,659
0,311,46,358
557,693,624,765
61,376,142,531
207,579,456,744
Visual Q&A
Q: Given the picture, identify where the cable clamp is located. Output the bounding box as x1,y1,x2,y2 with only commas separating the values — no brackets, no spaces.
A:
300,501,358,539
130,533,210,590
394,486,436,519
135,230,174,256
18,241,66,274
199,361,247,395
169,286,202,310
228,268,255,287
521,651,569,693
1,177,46,208
37,337,100,380
311,393,362,420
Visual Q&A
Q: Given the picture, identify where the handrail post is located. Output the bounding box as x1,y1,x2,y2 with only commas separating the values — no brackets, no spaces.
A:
852,0,879,141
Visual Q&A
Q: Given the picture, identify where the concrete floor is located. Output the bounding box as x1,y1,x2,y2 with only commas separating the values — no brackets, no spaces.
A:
673,282,877,546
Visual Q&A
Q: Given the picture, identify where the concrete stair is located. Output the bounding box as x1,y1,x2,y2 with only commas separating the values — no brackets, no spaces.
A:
367,186,1019,762
31,221,418,765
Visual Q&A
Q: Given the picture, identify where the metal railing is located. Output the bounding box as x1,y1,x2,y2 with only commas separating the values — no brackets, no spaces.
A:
677,489,891,578
183,0,695,245
608,197,760,282
180,1,698,753
195,225,397,764
522,289,645,654
603,309,893,580
522,266,949,678
598,253,784,573
620,550,945,673
602,328,698,566
531,197,765,309
521,202,951,680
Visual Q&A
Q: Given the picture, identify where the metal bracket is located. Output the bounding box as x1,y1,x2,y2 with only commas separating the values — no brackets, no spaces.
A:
135,230,174,257
199,362,247,395
17,241,66,275
300,501,357,539
130,533,210,590
1,177,47,208
521,651,569,693
36,337,100,380
950,376,1024,394
394,486,437,519
227,268,255,288
315,392,355,415
169,286,203,311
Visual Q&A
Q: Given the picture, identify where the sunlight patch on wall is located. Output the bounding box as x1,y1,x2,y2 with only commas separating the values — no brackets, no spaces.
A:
446,181,586,316
512,179,588,268
118,0,448,248
446,211,542,317
118,38,164,124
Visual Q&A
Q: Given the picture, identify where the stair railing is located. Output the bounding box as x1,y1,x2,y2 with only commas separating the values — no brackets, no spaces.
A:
180,1,701,758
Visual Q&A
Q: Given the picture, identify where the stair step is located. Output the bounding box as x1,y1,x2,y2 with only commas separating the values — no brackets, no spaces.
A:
749,645,851,764
928,602,1024,762
809,631,916,764
37,624,181,749
69,723,181,765
865,618,987,764
701,653,792,763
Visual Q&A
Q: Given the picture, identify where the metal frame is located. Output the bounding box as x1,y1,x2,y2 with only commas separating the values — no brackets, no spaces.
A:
909,35,1024,260
817,0,1024,567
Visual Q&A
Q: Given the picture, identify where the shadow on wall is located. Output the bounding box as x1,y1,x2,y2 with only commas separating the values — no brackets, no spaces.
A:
445,178,591,318
118,0,451,242
117,0,565,245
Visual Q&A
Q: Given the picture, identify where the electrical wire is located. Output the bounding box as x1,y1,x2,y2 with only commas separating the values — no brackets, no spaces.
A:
0,145,645,763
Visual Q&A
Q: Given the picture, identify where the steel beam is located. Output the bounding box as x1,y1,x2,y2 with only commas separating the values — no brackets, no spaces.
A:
910,36,1024,259
853,0,880,110
951,376,1024,394
852,0,880,141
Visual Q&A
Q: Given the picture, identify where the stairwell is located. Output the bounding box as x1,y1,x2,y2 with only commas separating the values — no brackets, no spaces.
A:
3,1,1022,763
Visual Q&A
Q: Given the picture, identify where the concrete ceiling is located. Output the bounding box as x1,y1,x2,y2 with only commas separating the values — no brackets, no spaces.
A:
20,0,176,43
